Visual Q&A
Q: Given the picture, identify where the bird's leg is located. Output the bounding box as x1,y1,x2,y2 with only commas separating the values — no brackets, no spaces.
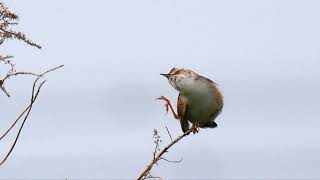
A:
157,96,179,120
190,123,200,134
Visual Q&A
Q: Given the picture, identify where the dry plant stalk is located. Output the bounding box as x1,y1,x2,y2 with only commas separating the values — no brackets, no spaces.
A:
0,65,63,166
137,126,193,180
0,2,41,49
0,2,63,167
1,1,42,97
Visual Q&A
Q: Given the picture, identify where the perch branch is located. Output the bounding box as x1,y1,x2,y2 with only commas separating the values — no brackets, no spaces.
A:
137,128,193,180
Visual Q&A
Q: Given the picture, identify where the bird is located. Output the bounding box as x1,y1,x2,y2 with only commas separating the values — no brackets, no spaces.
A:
157,68,223,134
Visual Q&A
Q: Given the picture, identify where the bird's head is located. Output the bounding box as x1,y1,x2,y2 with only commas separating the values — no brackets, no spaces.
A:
161,67,195,91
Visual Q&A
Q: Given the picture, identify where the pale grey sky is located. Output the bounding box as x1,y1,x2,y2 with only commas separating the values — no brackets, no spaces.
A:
0,0,320,179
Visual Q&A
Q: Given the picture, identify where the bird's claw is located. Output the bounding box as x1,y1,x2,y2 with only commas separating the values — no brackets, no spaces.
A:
190,124,200,134
157,96,170,114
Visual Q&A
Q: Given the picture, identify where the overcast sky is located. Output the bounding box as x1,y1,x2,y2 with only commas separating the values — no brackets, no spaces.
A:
1,0,320,179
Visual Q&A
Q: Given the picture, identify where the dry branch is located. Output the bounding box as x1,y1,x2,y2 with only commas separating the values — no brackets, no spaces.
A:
0,1,64,167
137,127,193,180
0,2,42,97
0,65,63,167
0,2,41,49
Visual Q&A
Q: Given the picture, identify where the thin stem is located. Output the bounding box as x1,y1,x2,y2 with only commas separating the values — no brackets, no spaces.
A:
137,128,193,180
0,65,63,167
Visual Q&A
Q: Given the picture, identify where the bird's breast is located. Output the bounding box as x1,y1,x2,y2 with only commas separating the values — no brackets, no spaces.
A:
183,88,217,123
177,77,223,123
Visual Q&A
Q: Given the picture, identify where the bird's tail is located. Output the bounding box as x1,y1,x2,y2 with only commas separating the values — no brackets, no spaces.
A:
180,118,190,133
201,121,217,128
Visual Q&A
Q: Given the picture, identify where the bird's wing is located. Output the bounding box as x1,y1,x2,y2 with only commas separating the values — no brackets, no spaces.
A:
177,93,189,133
196,75,219,86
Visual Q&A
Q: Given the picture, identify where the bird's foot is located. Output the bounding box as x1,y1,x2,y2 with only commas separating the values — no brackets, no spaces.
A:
156,96,179,119
156,96,171,113
190,123,200,134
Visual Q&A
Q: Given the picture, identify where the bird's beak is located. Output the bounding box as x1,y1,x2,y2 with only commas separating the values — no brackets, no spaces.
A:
160,73,171,79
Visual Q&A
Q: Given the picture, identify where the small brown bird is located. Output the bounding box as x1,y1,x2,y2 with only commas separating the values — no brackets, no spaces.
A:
158,68,223,133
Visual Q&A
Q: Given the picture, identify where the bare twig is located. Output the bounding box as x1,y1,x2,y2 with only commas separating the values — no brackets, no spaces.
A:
0,2,63,167
3,71,39,81
0,65,63,167
144,174,163,180
165,126,173,142
159,157,183,163
0,102,32,141
152,129,161,165
0,65,64,140
0,2,42,97
0,80,45,167
137,128,193,180
0,85,10,97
